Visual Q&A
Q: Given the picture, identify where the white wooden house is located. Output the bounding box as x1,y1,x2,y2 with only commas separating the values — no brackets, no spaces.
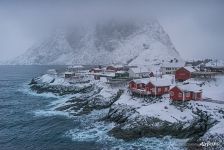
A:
160,62,185,75
128,67,151,78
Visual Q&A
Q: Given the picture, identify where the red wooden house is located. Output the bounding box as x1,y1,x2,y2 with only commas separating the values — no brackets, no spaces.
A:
129,80,137,89
129,79,150,95
145,79,170,96
129,78,171,96
169,84,202,101
175,66,196,81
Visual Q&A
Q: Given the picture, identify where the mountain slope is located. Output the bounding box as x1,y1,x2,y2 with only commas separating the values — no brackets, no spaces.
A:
10,18,183,66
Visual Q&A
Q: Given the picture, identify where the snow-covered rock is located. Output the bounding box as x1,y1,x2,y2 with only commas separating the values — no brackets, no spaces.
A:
199,120,224,150
29,72,224,148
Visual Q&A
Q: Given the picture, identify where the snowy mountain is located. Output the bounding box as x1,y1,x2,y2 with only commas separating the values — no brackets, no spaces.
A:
10,18,183,65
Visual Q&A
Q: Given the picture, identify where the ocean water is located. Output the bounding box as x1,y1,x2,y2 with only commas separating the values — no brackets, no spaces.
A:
0,65,186,150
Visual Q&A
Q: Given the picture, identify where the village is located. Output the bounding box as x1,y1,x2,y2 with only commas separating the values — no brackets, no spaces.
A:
49,59,224,103
30,59,224,149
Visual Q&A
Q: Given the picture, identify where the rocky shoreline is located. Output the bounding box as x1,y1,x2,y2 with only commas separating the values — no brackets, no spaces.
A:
29,75,224,150
105,104,216,140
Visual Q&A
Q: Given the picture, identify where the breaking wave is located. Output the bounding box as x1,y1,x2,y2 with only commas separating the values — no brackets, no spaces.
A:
66,122,187,150
65,109,187,150
18,83,59,99
34,110,71,118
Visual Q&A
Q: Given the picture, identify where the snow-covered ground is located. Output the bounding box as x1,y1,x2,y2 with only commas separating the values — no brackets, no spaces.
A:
206,120,224,135
137,100,194,123
115,90,224,124
39,72,224,121
32,70,224,149
202,76,224,101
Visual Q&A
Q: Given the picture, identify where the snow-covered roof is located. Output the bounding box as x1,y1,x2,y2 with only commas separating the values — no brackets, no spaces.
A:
116,71,127,74
90,72,115,77
175,84,202,92
133,78,149,84
132,76,173,86
130,67,150,74
64,71,74,74
149,77,171,86
183,66,196,73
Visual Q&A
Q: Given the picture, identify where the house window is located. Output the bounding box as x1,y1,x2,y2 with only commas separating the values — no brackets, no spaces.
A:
170,91,174,96
152,88,155,93
165,87,168,92
139,84,142,89
158,88,161,92
197,93,201,98
132,84,136,88
179,93,182,97
186,92,190,97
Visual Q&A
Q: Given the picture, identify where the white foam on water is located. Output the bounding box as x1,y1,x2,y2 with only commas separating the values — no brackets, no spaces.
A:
111,137,187,150
34,110,71,118
18,84,59,99
66,121,116,142
49,94,76,108
66,121,187,150
64,108,187,150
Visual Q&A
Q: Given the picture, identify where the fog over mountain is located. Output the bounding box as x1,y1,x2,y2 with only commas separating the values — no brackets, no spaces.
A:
1,0,224,62
9,17,182,65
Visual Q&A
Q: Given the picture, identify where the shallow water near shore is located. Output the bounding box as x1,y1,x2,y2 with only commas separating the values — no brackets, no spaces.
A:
0,65,186,150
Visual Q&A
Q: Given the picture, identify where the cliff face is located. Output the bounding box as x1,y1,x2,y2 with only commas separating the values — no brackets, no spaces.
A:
10,18,182,65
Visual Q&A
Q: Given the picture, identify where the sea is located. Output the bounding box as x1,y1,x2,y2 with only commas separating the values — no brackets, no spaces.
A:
0,65,186,150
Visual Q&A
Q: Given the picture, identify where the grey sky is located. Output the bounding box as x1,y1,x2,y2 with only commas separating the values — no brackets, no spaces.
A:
0,0,224,61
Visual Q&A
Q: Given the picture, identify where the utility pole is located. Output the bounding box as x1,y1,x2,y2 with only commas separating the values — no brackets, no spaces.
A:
156,70,158,81
182,92,185,102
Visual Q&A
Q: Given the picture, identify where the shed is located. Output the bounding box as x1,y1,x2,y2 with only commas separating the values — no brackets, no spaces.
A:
128,77,171,96
64,72,75,78
128,67,151,78
161,61,185,75
175,66,196,81
169,84,202,101
145,78,171,96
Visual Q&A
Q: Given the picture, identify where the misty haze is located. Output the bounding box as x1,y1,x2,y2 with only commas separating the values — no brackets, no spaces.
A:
0,1,224,150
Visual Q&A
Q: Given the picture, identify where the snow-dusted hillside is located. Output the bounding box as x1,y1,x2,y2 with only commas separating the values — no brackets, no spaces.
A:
10,18,183,65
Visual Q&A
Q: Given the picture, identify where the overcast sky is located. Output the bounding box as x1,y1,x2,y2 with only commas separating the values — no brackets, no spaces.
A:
0,0,224,62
